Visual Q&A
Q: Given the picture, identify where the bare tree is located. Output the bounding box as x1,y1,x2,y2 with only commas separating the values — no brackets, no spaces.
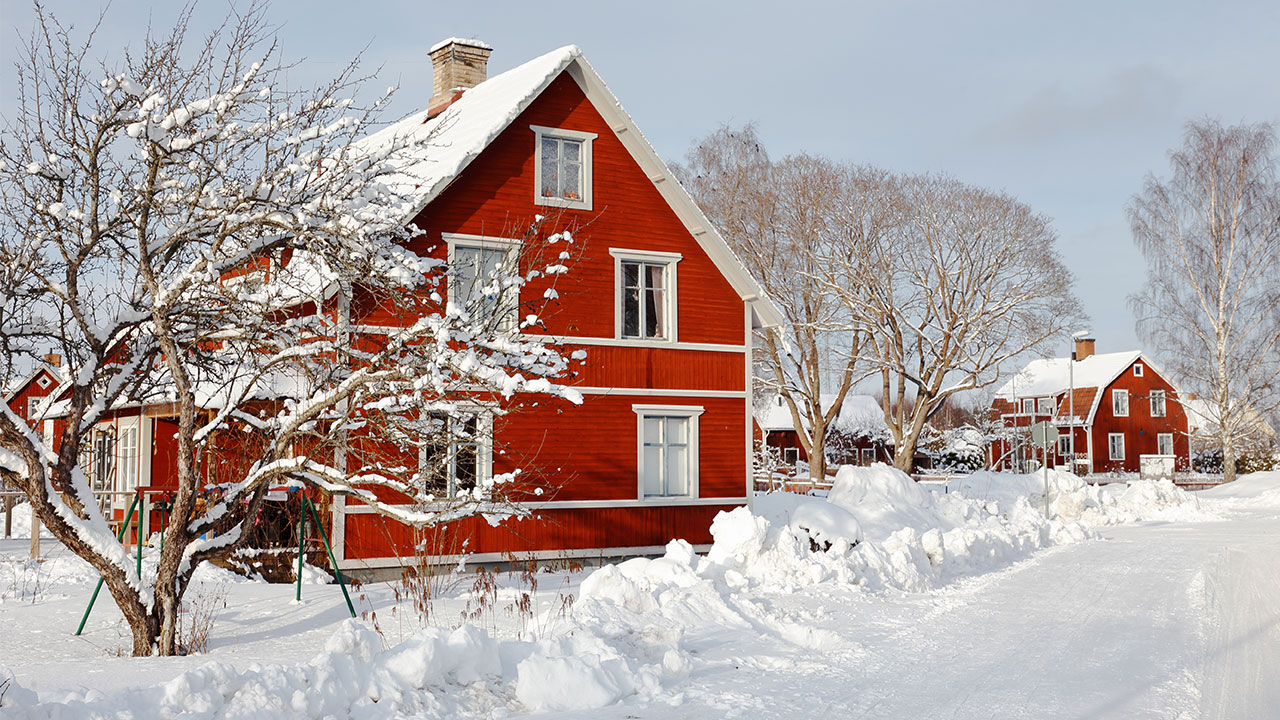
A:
0,5,578,655
1129,119,1280,483
674,126,864,479
822,174,1084,471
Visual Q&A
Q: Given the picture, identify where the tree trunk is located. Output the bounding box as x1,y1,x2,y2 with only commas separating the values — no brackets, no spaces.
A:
1222,438,1237,484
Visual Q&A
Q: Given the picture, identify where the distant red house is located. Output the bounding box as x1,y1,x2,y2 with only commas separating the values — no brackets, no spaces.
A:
3,355,62,430
991,338,1189,474
43,40,783,569
754,393,894,476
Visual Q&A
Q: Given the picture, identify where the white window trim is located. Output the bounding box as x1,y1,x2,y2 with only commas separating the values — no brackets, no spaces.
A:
1108,433,1125,460
117,419,139,493
611,248,682,344
1037,398,1055,415
417,409,494,500
1134,363,1144,377
1150,389,1166,417
36,375,51,388
632,404,703,501
445,233,523,332
1022,399,1034,414
531,125,597,211
1112,389,1129,417
861,447,876,464
783,447,800,466
1157,433,1175,456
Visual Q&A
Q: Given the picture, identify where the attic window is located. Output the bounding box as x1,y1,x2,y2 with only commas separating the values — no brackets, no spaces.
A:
36,375,51,389
532,125,596,210
1134,364,1144,377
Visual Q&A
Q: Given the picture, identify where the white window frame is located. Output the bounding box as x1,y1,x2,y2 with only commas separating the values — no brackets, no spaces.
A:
1058,436,1070,456
1157,433,1174,456
1022,398,1035,414
445,233,522,333
117,422,139,493
36,375,51,389
26,396,41,419
861,447,876,465
1112,389,1129,417
1108,433,1125,461
417,409,494,500
782,447,800,467
1133,363,1144,377
1037,398,1055,415
633,404,703,500
531,125,596,211
1150,389,1166,417
611,248,681,343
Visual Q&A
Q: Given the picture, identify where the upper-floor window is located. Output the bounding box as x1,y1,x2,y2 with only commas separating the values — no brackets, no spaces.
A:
1112,389,1129,416
1022,398,1035,414
36,375,51,389
1037,398,1055,415
1133,363,1144,377
861,447,876,465
532,125,596,211
1150,389,1166,417
446,234,520,332
611,249,681,342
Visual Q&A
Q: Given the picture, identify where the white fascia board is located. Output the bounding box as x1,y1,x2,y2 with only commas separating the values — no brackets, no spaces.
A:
564,58,784,330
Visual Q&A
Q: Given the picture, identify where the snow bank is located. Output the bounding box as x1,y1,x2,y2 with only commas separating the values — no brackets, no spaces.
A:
1198,471,1280,504
4,466,1213,717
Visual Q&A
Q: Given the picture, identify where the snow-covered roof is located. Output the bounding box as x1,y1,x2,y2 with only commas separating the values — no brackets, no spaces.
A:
3,363,63,403
995,351,1141,399
354,44,784,330
756,393,890,440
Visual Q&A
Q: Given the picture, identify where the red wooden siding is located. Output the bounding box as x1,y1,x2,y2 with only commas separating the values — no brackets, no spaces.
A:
1090,363,1189,473
5,368,59,428
565,345,744,391
343,503,728,559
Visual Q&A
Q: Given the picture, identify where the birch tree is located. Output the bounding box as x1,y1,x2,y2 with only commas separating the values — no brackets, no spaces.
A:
1129,119,1280,483
0,4,579,656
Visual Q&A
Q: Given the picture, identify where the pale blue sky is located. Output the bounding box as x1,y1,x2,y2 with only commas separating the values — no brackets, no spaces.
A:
3,1,1278,359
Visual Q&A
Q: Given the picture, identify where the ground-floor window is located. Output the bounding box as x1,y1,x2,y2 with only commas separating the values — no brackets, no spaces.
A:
1108,433,1125,461
418,413,488,499
861,447,876,465
1157,433,1174,456
783,447,800,468
634,405,702,499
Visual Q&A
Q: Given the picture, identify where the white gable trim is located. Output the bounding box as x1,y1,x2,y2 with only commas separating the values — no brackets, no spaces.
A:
398,48,782,331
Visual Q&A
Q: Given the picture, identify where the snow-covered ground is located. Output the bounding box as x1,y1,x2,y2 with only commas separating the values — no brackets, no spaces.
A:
2,468,1277,719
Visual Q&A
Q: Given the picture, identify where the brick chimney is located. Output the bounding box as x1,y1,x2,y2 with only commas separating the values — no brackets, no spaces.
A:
428,38,493,116
1073,337,1095,361
43,352,61,366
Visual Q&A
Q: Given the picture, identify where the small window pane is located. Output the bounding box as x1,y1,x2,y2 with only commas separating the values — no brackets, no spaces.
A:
665,416,687,446
666,444,688,495
563,139,581,163
623,289,641,337
562,162,580,199
646,264,664,290
540,138,559,197
623,262,640,288
643,445,663,496
643,417,662,444
645,289,664,337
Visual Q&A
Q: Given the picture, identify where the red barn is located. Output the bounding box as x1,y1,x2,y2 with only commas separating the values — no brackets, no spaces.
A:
991,338,1190,474
50,41,782,569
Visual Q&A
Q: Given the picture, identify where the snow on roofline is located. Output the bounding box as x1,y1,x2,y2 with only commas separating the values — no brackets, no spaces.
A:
355,43,784,330
994,350,1142,399
429,37,493,53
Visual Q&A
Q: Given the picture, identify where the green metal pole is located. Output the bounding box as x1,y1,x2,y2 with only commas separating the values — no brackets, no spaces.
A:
295,497,306,602
76,495,140,636
303,494,356,618
135,492,144,579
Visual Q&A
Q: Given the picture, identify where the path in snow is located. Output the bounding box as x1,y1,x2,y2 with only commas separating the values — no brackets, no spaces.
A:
563,506,1280,719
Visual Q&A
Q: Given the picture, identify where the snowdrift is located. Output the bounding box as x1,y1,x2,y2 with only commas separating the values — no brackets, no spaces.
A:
3,466,1213,718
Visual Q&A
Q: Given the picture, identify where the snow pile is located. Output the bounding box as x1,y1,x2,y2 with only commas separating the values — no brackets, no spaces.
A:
5,616,668,718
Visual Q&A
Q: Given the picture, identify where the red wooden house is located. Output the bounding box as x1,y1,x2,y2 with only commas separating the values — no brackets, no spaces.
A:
991,338,1189,474
754,393,894,475
3,355,62,430
42,40,781,569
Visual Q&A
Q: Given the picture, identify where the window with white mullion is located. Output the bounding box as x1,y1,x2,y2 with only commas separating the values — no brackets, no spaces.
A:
1150,390,1166,417
1112,389,1129,416
1108,433,1125,460
643,415,690,497
1157,433,1174,456
622,261,667,339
